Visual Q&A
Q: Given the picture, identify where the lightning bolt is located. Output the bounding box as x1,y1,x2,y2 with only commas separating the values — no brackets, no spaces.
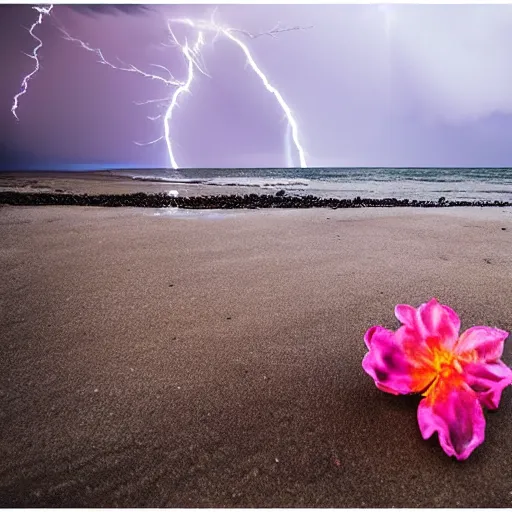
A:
58,28,182,88
222,24,307,169
169,16,308,168
55,20,209,170
11,4,53,120
161,27,207,169
13,6,310,169
57,25,198,167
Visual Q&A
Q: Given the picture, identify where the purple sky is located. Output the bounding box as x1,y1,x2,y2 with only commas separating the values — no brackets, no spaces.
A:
2,3,512,169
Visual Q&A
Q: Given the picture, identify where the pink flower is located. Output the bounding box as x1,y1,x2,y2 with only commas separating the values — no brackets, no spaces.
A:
362,298,512,460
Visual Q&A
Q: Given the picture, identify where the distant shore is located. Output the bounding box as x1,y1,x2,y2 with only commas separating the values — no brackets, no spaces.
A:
2,169,512,206
1,172,512,209
0,170,271,197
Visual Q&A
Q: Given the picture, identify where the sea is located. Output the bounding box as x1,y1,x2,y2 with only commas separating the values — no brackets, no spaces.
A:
113,167,512,202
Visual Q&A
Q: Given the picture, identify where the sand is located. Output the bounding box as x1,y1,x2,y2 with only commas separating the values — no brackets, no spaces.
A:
1,205,512,507
0,171,259,197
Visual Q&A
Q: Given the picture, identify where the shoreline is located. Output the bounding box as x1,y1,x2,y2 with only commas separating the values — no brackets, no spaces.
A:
1,190,511,208
3,170,512,205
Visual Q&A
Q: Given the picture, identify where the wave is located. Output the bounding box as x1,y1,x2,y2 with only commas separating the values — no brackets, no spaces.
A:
130,176,205,184
208,177,310,188
123,171,512,202
130,175,310,188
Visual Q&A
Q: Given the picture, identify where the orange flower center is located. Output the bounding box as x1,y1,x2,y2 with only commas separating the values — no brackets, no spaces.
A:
407,336,477,399
421,345,466,401
432,347,460,378
406,336,463,395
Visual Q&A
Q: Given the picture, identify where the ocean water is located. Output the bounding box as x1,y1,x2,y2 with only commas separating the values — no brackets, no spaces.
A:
114,167,512,202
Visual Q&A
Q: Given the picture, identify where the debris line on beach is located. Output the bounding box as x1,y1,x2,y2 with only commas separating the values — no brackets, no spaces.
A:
0,191,511,209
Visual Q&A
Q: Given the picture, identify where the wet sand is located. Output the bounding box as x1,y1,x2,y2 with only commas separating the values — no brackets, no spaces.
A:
0,171,257,197
1,205,512,507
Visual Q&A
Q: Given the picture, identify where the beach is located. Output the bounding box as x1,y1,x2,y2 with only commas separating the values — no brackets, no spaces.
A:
3,167,512,202
1,204,512,507
0,171,261,198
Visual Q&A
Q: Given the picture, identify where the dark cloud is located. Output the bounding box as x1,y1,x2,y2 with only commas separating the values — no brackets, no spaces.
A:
69,5,153,17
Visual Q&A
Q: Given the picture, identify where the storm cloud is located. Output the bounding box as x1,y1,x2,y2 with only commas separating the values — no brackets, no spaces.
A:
1,4,512,169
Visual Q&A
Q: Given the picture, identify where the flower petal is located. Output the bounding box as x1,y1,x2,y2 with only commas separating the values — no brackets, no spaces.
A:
394,304,417,326
364,325,378,349
418,298,461,349
417,383,485,460
393,325,437,393
456,326,509,361
463,360,512,410
362,325,413,395
395,299,461,350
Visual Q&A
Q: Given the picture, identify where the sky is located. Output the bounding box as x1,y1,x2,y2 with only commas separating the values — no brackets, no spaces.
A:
2,3,512,170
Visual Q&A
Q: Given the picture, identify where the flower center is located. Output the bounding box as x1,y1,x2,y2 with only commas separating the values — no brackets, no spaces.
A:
432,348,459,377
421,346,464,398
